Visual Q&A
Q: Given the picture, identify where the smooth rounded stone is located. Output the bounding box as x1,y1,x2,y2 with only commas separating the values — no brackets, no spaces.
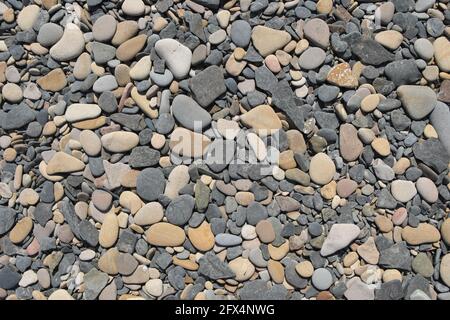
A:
46,152,85,175
303,18,330,49
155,39,192,79
79,130,101,156
164,165,189,199
209,29,227,45
0,207,16,235
136,168,166,201
376,2,395,25
92,15,117,42
294,261,313,279
326,63,358,88
217,119,240,140
23,83,41,100
99,213,119,248
309,152,335,185
229,257,255,282
122,0,145,16
145,222,186,247
441,219,450,247
65,104,101,123
430,101,450,154
2,83,22,103
230,20,251,48
336,179,357,198
240,105,282,134
50,23,85,61
171,94,211,130
130,56,151,81
215,233,242,247
188,221,215,252
80,249,96,261
391,180,417,203
116,34,147,62
286,130,307,154
344,278,374,300
397,85,436,120
17,5,40,30
375,30,403,50
235,192,255,206
414,38,434,61
134,202,164,226
36,268,50,289
36,68,67,92
267,260,284,284
361,94,380,113
18,188,39,206
434,37,450,72
412,252,434,278
402,223,440,245
251,26,291,57
440,254,450,287
48,289,74,300
169,128,211,158
298,47,326,70
339,124,363,162
357,237,379,265
37,23,63,47
265,55,281,73
165,194,194,226
74,53,92,80
255,220,275,243
414,177,438,205
150,69,173,87
144,279,163,297
112,20,139,46
93,75,118,93
247,132,267,161
371,137,390,156
92,189,112,212
9,217,33,244
312,268,333,291
101,131,139,153
320,224,360,256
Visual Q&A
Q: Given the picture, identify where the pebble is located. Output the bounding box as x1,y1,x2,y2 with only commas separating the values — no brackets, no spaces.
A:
310,153,335,185
251,26,291,57
155,39,192,79
101,131,139,153
320,224,360,256
146,223,186,247
65,104,101,123
397,85,437,120
402,224,440,245
312,268,333,290
50,23,85,61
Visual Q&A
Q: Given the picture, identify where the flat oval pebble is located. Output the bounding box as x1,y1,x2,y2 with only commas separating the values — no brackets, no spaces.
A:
101,131,139,153
146,223,186,247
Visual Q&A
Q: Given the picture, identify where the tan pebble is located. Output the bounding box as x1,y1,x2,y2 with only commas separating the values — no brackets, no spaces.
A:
188,221,215,252
402,223,440,245
255,220,275,243
371,137,391,156
3,148,16,162
48,289,74,300
343,252,359,267
229,257,255,282
375,215,393,233
18,188,39,206
382,269,402,282
321,181,337,200
235,191,255,206
234,48,246,61
295,260,314,278
146,222,186,247
278,150,297,170
317,0,333,14
424,124,438,138
393,158,410,174
360,94,380,113
9,217,33,244
99,213,119,248
268,240,289,260
268,260,285,284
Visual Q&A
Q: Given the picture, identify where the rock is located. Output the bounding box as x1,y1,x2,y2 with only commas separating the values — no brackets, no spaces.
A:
217,119,240,140
0,265,21,290
303,18,330,49
295,261,314,278
1,105,36,130
17,5,40,31
130,56,151,81
441,254,450,287
144,279,163,297
84,268,109,300
391,180,417,203
136,168,166,201
412,253,434,278
441,219,450,246
171,94,211,130
169,128,211,158
46,152,85,175
298,47,326,70
99,213,119,248
198,252,235,280
336,179,357,198
375,30,403,50
357,237,379,264
312,268,333,290
155,39,192,79
48,289,74,300
65,104,101,123
92,15,117,42
430,101,450,155
116,34,147,62
251,26,291,57
101,131,139,153
402,223,440,245
50,23,85,61
189,65,226,107
9,217,33,244
93,75,118,93
434,37,450,72
146,222,185,247
327,63,358,88
339,124,363,162
1,83,22,103
166,194,195,226
122,0,145,16
0,207,16,235
349,37,395,66
385,60,421,86
247,132,267,161
344,278,374,300
36,68,67,92
310,152,336,185
379,242,412,271
188,221,215,252
397,85,436,120
215,233,242,247
240,105,282,134
19,270,38,287
371,137,390,156
414,38,434,61
320,224,360,256
413,138,449,173
37,23,63,47
230,20,251,48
